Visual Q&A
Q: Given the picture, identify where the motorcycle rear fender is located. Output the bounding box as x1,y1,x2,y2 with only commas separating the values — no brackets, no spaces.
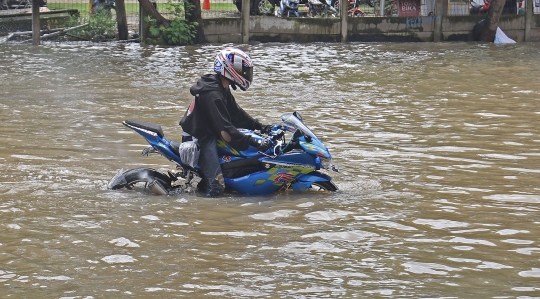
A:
124,121,184,165
151,137,184,165
290,171,333,191
142,135,184,166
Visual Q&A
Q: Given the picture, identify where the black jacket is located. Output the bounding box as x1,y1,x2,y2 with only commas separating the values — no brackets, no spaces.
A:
180,74,263,151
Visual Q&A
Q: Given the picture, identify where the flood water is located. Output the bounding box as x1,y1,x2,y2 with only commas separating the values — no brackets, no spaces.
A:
1,41,540,298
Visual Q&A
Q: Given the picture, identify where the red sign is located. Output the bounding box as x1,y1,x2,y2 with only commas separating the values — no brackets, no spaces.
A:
398,0,420,16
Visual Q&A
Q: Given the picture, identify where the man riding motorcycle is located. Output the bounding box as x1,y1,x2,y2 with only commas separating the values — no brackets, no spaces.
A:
180,47,272,197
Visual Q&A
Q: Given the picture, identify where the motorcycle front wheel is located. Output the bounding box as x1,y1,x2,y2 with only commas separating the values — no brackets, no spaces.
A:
285,180,338,192
309,181,338,191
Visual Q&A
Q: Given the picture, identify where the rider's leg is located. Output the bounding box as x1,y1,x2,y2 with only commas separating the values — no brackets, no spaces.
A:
197,135,225,197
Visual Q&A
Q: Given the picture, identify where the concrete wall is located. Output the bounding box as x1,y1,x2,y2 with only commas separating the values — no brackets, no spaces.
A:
203,18,242,44
0,9,77,35
203,14,540,43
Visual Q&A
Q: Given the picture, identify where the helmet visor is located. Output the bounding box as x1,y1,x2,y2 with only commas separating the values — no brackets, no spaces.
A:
242,65,253,83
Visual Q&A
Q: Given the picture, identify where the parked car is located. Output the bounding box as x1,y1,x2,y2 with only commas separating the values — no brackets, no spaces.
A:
233,0,279,15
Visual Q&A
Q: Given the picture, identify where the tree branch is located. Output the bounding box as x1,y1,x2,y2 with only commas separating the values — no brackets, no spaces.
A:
138,0,170,27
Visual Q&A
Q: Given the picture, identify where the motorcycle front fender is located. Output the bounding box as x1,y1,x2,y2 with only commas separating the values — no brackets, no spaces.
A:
290,171,333,191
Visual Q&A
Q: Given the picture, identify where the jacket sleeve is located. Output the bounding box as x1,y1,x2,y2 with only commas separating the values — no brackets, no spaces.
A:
202,92,255,151
228,94,264,130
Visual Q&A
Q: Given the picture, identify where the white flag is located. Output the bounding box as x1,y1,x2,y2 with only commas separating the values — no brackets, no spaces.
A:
494,27,516,44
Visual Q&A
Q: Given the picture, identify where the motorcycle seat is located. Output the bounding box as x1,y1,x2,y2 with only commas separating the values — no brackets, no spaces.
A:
124,119,164,138
169,140,181,156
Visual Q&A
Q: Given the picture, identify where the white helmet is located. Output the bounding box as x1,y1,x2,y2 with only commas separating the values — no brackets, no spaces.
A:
214,48,253,91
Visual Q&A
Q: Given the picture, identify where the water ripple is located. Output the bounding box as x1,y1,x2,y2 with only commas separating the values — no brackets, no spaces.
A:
2,42,540,298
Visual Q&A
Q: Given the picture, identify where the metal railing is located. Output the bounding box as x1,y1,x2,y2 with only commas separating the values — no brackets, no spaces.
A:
1,0,538,43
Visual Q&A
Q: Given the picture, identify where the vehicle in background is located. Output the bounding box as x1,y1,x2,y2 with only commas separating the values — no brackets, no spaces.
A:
306,0,337,17
470,0,518,15
276,0,300,17
330,0,363,15
91,0,116,14
233,0,279,15
469,0,490,14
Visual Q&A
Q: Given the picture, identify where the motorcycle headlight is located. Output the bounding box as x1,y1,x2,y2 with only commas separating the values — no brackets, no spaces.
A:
320,158,339,172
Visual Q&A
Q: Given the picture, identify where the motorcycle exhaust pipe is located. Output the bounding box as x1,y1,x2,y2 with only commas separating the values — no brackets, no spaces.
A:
148,180,169,195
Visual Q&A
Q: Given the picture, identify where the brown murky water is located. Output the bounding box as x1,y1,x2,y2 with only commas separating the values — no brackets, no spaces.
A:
1,42,540,298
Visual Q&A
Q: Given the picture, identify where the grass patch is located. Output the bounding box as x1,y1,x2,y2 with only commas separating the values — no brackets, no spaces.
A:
47,3,140,13
200,3,236,10
47,2,237,13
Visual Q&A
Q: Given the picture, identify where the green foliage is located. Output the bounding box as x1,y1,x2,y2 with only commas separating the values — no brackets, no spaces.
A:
70,10,118,41
87,11,118,38
145,0,199,46
66,14,81,28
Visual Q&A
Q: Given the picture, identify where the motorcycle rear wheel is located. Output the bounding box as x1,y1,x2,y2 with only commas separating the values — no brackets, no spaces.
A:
109,168,174,195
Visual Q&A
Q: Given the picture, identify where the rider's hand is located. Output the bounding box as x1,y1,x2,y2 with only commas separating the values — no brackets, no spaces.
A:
257,138,272,152
250,137,272,152
260,124,273,135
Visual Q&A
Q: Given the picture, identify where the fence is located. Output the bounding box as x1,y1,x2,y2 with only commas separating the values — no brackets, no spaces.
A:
1,0,539,43
198,0,536,18
198,0,469,17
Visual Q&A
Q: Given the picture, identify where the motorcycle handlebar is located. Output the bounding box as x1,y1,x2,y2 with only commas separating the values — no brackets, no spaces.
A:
270,128,285,141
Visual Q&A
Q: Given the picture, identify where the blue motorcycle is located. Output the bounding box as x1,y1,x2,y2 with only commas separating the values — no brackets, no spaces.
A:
108,112,339,196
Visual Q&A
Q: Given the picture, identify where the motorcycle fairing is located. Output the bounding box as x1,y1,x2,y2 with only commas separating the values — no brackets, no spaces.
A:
224,152,317,195
221,157,265,178
216,129,264,158
216,139,241,156
224,165,331,194
299,137,331,159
